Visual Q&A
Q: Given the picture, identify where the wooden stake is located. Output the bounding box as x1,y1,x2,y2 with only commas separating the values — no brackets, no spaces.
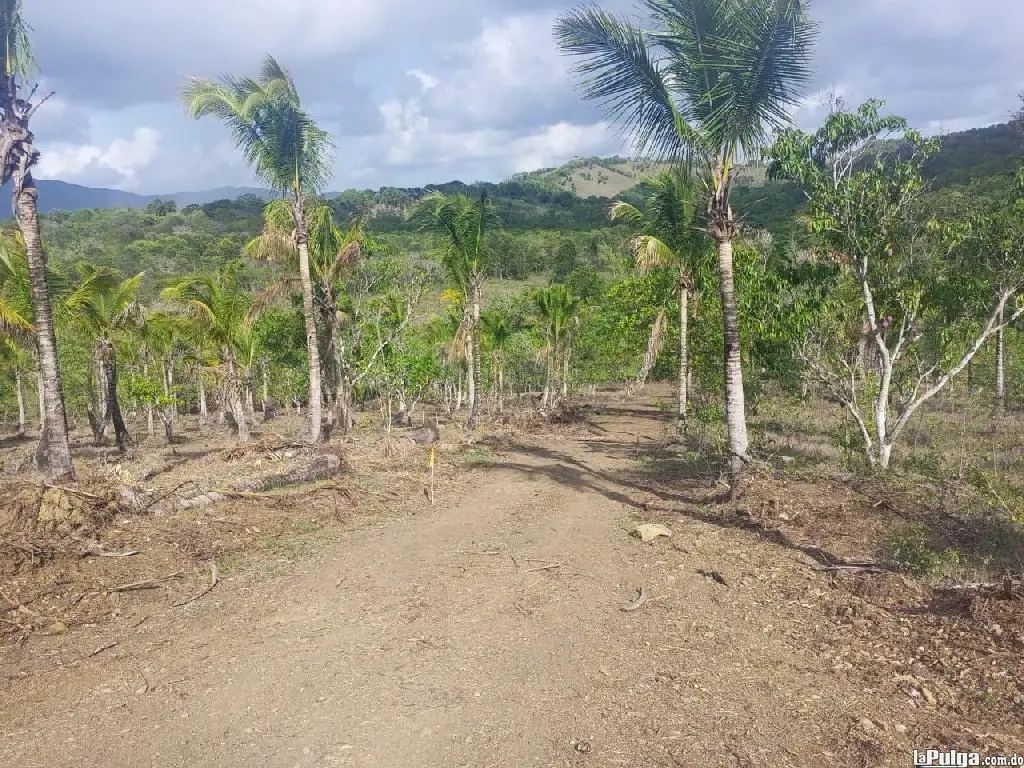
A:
428,447,436,506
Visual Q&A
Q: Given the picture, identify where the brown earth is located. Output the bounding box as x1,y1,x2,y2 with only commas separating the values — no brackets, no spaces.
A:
1,395,1022,767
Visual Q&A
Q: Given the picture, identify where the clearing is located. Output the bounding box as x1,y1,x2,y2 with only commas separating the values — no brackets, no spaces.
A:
1,392,1022,767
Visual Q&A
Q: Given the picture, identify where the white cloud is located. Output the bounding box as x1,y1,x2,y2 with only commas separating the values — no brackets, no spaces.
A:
37,127,162,188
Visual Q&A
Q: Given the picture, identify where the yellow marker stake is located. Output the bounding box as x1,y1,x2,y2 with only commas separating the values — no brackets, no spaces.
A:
428,447,436,506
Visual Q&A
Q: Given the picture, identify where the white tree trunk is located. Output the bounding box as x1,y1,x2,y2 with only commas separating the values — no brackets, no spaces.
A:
15,367,26,437
295,200,323,443
716,238,749,492
996,308,1005,416
678,281,689,433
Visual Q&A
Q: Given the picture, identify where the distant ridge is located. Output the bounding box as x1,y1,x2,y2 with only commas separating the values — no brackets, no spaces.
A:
5,120,1019,214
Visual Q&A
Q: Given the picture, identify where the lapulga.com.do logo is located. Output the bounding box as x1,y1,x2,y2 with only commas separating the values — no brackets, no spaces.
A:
913,750,1024,767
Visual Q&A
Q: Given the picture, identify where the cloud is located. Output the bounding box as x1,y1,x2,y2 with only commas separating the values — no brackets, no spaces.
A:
37,127,162,188
18,0,1024,192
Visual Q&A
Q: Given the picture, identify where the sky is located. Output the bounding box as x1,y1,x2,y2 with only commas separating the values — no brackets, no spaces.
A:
25,0,1024,195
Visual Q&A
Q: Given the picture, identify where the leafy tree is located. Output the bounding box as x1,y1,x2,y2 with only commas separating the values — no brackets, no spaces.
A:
556,0,817,494
183,55,334,442
769,100,1024,469
408,190,501,429
0,0,75,478
610,168,710,429
481,310,516,412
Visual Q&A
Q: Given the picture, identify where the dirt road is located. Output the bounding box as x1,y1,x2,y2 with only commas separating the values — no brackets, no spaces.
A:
0,402,960,766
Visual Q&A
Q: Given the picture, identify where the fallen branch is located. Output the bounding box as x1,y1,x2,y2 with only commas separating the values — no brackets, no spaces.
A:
620,586,648,612
88,641,118,658
108,570,185,593
174,563,219,607
525,562,563,573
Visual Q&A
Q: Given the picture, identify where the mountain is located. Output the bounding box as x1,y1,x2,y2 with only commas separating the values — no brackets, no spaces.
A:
10,120,1023,215
0,180,276,214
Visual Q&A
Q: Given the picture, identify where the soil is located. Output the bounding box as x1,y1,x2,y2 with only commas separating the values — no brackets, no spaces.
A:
1,393,1022,767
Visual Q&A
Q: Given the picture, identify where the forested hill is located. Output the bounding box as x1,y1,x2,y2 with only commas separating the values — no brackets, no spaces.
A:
19,119,1024,217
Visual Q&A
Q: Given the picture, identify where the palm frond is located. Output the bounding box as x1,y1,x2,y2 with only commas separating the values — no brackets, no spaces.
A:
555,6,695,162
0,0,36,78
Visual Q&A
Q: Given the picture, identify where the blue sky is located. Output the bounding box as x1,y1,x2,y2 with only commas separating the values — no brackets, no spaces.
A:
25,0,1024,194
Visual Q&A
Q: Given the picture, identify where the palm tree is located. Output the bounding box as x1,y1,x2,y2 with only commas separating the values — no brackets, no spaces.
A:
408,190,500,429
183,55,334,443
610,169,709,430
534,284,581,407
76,266,143,452
555,0,816,494
0,335,30,436
0,0,75,479
162,263,262,443
247,200,362,431
481,310,514,413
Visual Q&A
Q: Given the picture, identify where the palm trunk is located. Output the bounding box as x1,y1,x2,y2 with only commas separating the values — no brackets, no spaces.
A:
562,335,572,398
716,237,749,497
261,358,270,412
198,375,208,425
294,199,323,443
497,363,504,414
16,176,75,481
468,285,482,429
143,357,154,437
15,366,26,437
678,279,689,433
226,354,250,443
36,363,44,431
996,307,1005,416
102,339,131,452
87,346,108,446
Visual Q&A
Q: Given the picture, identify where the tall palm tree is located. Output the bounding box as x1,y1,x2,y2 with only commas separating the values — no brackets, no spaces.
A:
610,169,709,430
247,200,362,431
0,0,75,479
76,266,143,452
534,284,581,407
183,55,334,443
162,263,262,443
555,0,816,494
408,190,500,429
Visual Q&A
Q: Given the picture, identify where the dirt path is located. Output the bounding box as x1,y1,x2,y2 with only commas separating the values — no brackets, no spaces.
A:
1,402,939,766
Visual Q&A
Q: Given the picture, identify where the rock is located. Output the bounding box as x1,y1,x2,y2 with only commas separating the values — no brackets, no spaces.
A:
43,621,68,635
894,724,908,734
858,718,877,734
631,523,672,542
921,687,936,705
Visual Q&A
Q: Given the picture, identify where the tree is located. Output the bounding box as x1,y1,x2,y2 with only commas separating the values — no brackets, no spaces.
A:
555,0,817,495
408,190,500,429
534,284,581,407
162,263,262,443
183,55,334,443
769,100,1024,469
247,200,362,431
77,266,142,452
610,168,709,430
0,0,75,479
481,310,515,413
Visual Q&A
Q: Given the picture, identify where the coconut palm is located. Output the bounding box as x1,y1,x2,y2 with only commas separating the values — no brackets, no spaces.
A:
534,284,581,407
0,0,75,479
162,263,262,443
610,169,709,430
76,266,143,452
247,200,362,431
555,0,816,493
408,190,500,429
183,55,334,443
